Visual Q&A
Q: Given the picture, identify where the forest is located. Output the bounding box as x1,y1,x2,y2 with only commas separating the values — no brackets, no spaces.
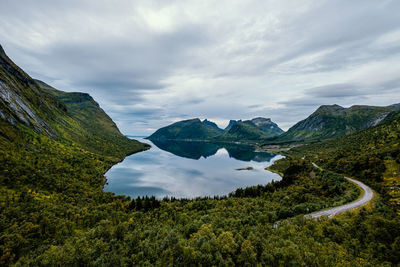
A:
1,113,400,265
1,43,399,265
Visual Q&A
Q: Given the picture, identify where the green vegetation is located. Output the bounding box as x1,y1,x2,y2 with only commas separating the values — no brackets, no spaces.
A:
216,120,281,142
0,45,148,265
288,109,400,215
277,104,399,142
1,45,400,265
217,117,284,142
147,118,223,141
149,117,283,143
4,151,399,266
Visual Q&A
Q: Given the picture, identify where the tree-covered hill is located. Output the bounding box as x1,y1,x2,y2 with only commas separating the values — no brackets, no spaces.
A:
288,109,400,214
216,118,284,142
277,104,399,142
148,117,284,143
0,44,149,264
147,118,224,141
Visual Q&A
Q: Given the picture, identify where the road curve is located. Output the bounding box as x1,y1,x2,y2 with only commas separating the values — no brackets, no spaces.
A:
307,163,374,218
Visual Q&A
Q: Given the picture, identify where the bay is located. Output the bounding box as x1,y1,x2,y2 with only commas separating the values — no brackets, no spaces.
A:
104,138,283,199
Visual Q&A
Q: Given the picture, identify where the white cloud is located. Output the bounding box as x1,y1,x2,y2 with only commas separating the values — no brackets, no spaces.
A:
0,0,399,134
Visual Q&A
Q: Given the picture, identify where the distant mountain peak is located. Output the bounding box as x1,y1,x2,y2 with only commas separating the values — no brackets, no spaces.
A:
315,104,345,115
185,118,201,122
250,117,272,126
225,119,242,131
217,117,283,141
202,119,220,129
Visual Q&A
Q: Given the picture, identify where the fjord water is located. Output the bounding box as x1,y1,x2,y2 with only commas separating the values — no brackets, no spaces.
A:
104,138,283,199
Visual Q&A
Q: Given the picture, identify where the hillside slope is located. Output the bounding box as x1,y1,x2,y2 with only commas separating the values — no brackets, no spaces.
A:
278,104,399,142
217,117,284,142
0,44,147,157
0,44,148,264
289,109,400,213
147,118,223,141
1,44,399,266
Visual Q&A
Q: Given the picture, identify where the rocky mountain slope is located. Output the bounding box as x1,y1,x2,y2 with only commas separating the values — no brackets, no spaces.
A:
224,119,242,131
216,117,284,142
148,117,284,142
277,104,399,142
289,108,400,213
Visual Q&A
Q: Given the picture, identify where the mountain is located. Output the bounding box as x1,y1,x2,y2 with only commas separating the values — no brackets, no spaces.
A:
147,118,224,141
216,117,284,141
278,104,399,142
289,108,400,212
0,45,61,137
148,117,283,142
224,119,242,131
250,117,284,136
0,43,148,186
1,44,399,266
0,44,151,264
202,119,219,129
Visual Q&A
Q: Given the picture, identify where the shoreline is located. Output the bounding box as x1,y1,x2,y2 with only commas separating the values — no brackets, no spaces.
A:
102,144,151,189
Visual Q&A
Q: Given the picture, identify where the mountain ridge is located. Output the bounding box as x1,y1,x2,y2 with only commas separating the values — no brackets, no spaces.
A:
216,118,284,142
148,117,284,142
276,103,399,142
147,118,224,141
0,43,148,156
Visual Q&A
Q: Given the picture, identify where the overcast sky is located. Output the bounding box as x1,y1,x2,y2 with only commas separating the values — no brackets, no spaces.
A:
1,0,400,134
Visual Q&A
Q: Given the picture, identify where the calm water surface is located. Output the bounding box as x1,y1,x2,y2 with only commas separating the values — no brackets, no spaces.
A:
104,138,283,199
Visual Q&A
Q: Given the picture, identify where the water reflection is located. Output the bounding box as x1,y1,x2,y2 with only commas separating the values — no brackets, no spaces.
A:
150,139,220,160
150,139,276,162
104,138,283,199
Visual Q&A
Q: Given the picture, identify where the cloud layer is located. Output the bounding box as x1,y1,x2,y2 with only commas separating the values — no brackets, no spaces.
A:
1,0,400,133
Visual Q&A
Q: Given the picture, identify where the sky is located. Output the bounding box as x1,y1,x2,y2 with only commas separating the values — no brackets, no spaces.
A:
1,0,400,135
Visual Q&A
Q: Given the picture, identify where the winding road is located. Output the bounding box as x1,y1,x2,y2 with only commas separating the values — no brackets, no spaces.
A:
307,163,374,218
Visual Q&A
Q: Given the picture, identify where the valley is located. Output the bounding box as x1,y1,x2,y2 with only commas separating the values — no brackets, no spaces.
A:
0,44,399,266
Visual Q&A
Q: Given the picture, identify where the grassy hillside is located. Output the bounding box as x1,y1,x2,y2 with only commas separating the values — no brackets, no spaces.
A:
147,118,223,141
216,118,284,142
288,109,400,214
149,117,283,143
35,80,147,156
278,104,399,142
0,45,149,265
217,121,269,141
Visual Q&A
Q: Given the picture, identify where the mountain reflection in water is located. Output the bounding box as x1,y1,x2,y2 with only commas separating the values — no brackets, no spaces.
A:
105,138,283,199
150,139,275,162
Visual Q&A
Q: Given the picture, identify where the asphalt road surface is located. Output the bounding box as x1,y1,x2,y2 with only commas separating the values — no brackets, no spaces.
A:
307,163,374,218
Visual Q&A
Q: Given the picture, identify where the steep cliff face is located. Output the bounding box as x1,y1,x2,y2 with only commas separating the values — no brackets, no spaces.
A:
0,45,65,136
0,44,147,156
